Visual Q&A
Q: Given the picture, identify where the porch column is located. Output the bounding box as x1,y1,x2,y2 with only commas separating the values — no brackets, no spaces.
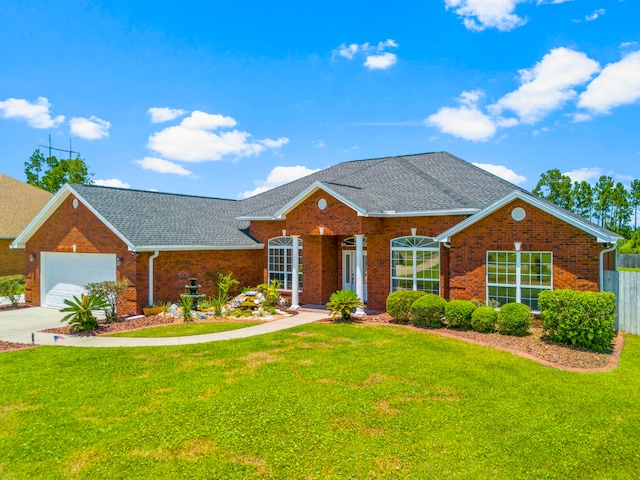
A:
290,235,300,310
354,234,365,316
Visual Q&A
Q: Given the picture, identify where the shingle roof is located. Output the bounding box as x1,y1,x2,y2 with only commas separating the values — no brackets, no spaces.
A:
0,174,53,237
70,184,258,249
239,152,526,217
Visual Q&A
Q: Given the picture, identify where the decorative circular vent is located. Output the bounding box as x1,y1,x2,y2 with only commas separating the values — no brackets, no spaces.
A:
72,199,79,209
318,198,327,210
511,207,526,221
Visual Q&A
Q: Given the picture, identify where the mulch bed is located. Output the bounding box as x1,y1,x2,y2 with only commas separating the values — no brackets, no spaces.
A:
323,313,622,372
0,341,38,353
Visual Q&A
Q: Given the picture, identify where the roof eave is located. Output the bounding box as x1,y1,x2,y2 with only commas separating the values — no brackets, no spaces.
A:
133,244,264,252
365,208,479,218
434,190,622,244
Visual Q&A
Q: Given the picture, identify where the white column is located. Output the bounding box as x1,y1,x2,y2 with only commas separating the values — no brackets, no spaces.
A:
290,235,300,310
354,234,365,316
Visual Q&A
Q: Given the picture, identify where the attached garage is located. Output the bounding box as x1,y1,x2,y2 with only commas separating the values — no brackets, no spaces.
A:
41,252,116,308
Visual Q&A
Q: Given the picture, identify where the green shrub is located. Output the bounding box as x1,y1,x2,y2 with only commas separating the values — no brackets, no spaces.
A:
180,295,193,322
386,290,427,324
0,274,25,307
257,279,282,306
85,279,128,322
326,289,364,322
497,303,532,336
539,289,616,353
471,306,498,333
445,300,477,330
410,293,447,328
60,293,108,333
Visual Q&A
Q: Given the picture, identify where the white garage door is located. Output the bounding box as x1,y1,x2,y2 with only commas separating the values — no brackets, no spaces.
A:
42,252,116,308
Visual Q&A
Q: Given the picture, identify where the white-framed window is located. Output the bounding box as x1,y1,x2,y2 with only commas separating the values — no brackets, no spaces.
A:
390,236,440,294
268,237,302,291
486,251,553,310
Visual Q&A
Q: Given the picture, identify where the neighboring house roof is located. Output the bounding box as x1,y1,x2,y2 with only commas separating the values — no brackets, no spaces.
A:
12,152,620,249
238,152,527,219
0,174,53,238
435,190,622,244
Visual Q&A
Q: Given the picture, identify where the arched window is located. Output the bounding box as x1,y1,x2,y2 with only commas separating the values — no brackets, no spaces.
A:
390,236,440,294
268,237,303,291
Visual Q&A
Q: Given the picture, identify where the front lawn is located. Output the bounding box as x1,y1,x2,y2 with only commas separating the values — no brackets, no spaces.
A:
107,321,260,338
1,324,639,479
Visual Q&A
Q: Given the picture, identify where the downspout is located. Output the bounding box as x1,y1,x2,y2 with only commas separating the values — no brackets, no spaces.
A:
148,251,160,306
599,243,617,291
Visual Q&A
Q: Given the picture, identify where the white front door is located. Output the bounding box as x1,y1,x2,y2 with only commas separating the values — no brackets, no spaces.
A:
342,250,367,302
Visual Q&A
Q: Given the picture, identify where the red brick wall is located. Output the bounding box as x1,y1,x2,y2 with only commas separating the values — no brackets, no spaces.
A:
134,249,260,312
0,239,24,276
24,194,137,314
448,199,606,302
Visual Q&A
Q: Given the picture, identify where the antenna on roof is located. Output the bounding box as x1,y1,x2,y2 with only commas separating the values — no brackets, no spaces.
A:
38,134,81,159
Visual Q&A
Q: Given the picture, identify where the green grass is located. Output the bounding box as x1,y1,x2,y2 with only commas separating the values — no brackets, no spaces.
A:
1,324,639,479
107,321,260,338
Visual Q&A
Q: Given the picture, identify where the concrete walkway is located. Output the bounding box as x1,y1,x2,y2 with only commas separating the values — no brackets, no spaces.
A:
0,307,328,348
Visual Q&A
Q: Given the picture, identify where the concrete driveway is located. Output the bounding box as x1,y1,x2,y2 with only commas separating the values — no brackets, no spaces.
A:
0,307,65,344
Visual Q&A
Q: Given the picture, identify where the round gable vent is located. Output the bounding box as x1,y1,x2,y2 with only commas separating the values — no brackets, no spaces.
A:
511,207,526,221
72,199,79,209
318,198,327,210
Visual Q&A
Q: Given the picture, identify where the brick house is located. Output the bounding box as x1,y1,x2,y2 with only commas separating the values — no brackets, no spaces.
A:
11,152,620,316
0,174,53,277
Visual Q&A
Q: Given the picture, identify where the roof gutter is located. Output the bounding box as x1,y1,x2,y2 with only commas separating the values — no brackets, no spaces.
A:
599,243,617,291
148,250,160,307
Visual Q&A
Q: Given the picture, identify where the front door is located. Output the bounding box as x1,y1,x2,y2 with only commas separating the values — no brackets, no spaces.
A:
342,250,367,302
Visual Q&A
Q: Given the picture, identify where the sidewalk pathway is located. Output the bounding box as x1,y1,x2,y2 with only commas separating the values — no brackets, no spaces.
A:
31,309,328,348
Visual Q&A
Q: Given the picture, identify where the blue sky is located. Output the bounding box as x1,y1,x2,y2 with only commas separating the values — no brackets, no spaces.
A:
1,0,639,199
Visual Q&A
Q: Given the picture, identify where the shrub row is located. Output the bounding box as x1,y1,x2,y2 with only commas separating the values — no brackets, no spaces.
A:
538,289,616,353
385,290,532,337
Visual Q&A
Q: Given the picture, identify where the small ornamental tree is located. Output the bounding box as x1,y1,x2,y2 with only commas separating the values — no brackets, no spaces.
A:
327,289,364,322
0,275,25,308
85,279,129,322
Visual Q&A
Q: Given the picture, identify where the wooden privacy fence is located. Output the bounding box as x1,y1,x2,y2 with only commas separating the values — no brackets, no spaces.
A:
603,270,640,335
617,254,640,269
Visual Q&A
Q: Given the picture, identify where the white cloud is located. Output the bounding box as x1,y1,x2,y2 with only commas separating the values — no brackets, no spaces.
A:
147,111,289,162
240,165,320,198
333,43,359,60
620,42,638,48
563,167,601,183
134,157,192,176
489,47,600,123
427,106,496,141
572,112,592,122
444,0,527,32
532,126,551,136
426,90,496,141
364,52,397,70
0,96,65,128
180,111,237,130
312,139,326,148
333,39,398,70
94,178,131,188
69,116,111,140
148,107,187,123
473,162,526,184
585,8,605,21
578,51,640,114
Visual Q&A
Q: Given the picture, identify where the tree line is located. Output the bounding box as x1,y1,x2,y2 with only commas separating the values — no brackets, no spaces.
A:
532,169,640,238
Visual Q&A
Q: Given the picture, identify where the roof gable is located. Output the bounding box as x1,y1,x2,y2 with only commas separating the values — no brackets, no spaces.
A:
434,190,622,244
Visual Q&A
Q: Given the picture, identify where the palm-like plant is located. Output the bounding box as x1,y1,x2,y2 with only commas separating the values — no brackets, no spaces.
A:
60,293,108,333
326,289,364,322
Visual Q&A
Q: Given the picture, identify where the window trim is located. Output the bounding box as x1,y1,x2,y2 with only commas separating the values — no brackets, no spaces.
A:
486,250,553,310
390,236,440,294
267,236,303,291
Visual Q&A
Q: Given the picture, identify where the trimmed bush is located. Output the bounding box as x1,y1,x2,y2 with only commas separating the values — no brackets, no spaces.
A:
539,289,616,353
497,303,532,337
471,306,498,333
445,300,477,330
386,290,427,324
410,293,447,328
